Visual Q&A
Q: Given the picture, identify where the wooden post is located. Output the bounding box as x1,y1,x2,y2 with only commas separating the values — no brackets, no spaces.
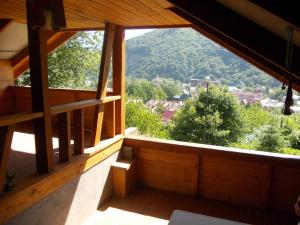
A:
0,125,14,192
25,0,66,172
113,26,126,135
73,109,84,155
90,23,116,146
27,29,54,173
57,112,71,162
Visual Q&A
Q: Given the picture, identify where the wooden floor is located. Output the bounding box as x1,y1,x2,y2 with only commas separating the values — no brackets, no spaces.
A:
82,187,298,225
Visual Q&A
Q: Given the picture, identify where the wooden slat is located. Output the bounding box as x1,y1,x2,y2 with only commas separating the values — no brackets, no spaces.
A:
57,112,71,162
12,31,77,78
104,101,115,138
169,0,300,91
0,112,43,127
50,96,120,115
90,22,116,146
26,8,54,173
0,125,15,193
113,25,126,135
73,109,84,155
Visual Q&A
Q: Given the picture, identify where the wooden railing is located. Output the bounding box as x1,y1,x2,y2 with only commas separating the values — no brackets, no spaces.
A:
0,86,121,192
124,135,300,213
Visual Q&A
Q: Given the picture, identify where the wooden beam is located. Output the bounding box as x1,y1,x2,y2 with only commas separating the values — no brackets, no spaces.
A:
57,112,71,162
249,0,300,29
113,26,126,135
12,31,76,79
90,23,116,146
104,101,116,138
168,0,300,91
0,125,15,193
0,19,12,35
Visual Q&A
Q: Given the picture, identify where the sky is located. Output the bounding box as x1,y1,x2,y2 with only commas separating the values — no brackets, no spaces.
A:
125,29,155,40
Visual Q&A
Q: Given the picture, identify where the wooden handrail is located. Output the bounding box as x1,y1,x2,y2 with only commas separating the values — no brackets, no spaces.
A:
0,112,44,127
50,95,121,115
0,95,121,127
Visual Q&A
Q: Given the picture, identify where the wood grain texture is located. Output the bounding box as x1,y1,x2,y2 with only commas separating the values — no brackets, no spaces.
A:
73,109,84,155
137,147,199,196
124,136,300,212
0,0,189,28
199,156,271,209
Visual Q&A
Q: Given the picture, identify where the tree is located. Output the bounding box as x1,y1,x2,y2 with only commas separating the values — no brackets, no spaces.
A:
16,31,103,90
159,78,182,100
169,86,243,146
255,125,285,152
125,99,168,138
126,78,166,102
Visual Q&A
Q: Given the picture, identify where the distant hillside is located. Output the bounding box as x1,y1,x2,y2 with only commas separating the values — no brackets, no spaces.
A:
126,28,280,88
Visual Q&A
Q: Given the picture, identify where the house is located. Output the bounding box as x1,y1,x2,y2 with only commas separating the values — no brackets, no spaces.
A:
1,1,300,225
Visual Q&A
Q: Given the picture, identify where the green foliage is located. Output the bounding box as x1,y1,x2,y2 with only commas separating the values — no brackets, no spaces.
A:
255,125,285,153
126,28,280,89
169,86,243,146
126,78,166,102
125,99,168,139
158,78,182,100
16,31,103,89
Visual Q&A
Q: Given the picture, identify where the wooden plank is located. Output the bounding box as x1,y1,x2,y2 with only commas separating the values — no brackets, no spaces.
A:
124,136,300,168
50,96,120,115
113,25,126,135
0,112,43,127
104,101,115,138
26,12,54,173
73,109,84,155
57,112,71,162
199,156,271,209
12,31,77,78
90,22,116,146
0,136,123,224
137,147,199,196
168,1,300,91
0,125,15,193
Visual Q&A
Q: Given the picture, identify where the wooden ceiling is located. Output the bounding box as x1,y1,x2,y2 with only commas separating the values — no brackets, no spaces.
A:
0,0,189,28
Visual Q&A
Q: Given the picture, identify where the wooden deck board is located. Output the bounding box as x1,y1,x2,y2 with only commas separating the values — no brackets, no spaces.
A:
82,187,298,225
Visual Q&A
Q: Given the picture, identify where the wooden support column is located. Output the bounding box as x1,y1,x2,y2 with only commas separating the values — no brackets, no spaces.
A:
27,29,54,173
113,26,126,135
57,112,71,162
0,125,14,193
73,109,84,155
104,101,116,138
26,0,66,172
90,23,116,146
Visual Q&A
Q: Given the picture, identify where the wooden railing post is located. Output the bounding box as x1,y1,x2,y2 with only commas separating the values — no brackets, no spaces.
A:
105,101,116,138
57,112,71,162
0,125,15,192
113,25,126,135
90,22,116,146
73,109,84,155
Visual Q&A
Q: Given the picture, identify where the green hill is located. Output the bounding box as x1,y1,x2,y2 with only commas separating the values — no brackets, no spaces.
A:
126,28,280,88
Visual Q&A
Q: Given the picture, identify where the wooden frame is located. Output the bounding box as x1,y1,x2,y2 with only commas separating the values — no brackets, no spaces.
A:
90,22,116,146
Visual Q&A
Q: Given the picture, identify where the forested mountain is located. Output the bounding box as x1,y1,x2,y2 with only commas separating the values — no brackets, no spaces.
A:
126,28,280,88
